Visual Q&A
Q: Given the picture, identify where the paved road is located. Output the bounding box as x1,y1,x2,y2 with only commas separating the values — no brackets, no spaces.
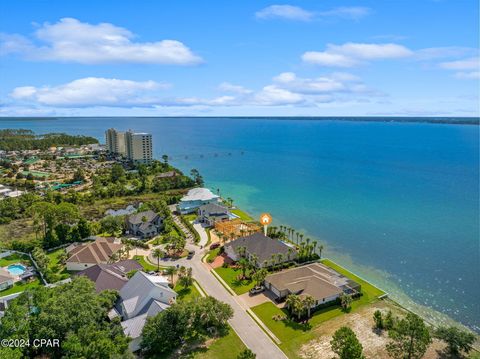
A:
189,249,287,359
163,207,287,358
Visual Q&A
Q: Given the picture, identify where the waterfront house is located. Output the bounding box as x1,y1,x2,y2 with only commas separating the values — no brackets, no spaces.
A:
66,237,123,271
112,271,177,352
198,203,230,227
0,268,14,291
264,262,361,306
125,210,163,239
224,232,296,268
177,188,220,214
75,259,143,293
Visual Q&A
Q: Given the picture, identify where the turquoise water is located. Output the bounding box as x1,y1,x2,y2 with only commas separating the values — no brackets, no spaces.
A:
1,117,479,330
7,264,26,275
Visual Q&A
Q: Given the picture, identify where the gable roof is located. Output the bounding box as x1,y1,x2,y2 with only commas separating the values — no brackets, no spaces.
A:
181,188,219,202
75,260,143,292
127,210,158,225
66,238,123,265
119,271,176,318
199,203,229,216
265,263,358,300
225,232,294,263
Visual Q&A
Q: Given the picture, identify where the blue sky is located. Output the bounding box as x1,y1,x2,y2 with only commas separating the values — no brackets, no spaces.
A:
0,0,478,117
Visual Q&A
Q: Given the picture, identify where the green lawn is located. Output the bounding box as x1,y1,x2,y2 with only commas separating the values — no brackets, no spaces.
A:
0,278,41,297
230,208,253,221
206,247,220,263
46,249,70,280
214,266,255,295
250,259,386,358
0,253,30,267
191,326,247,359
174,281,201,302
182,213,197,222
133,255,164,272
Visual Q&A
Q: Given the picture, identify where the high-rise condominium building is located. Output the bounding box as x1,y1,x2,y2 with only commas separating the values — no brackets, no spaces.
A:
125,130,153,164
105,128,126,155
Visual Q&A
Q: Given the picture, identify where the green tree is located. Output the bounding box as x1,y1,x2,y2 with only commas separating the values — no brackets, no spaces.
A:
384,310,396,330
286,294,303,320
0,277,129,358
111,163,126,183
252,268,268,287
32,246,50,273
434,326,476,357
330,326,365,359
152,248,164,272
177,267,193,288
303,295,316,320
237,349,256,359
373,310,384,330
99,215,124,235
386,313,432,359
340,293,353,311
161,154,169,164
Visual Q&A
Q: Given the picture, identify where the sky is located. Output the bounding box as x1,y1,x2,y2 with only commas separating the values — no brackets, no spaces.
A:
0,0,479,117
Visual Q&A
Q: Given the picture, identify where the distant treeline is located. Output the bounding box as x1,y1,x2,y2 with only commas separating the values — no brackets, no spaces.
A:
0,129,99,151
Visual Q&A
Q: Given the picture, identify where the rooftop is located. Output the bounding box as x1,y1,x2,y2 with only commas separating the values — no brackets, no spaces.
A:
225,232,294,264
66,237,123,265
180,188,219,202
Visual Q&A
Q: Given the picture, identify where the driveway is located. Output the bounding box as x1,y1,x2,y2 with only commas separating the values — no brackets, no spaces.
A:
193,222,208,247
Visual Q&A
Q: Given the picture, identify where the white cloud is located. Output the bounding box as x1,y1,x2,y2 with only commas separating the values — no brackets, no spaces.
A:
255,5,369,22
318,7,370,20
454,71,480,80
254,85,304,105
302,42,413,67
0,18,202,65
255,5,314,21
10,77,168,107
218,82,253,94
439,57,479,70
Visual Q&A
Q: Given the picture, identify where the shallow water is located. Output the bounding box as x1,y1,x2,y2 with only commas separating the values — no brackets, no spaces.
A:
2,116,479,331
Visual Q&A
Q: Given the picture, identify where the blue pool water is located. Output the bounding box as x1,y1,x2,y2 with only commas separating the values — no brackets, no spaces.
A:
7,264,26,276
1,116,478,331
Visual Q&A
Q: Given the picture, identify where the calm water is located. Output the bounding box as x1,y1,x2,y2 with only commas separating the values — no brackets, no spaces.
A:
1,117,479,331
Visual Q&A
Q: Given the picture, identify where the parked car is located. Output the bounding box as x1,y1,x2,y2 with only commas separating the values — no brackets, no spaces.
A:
209,243,220,250
249,285,265,296
187,250,195,259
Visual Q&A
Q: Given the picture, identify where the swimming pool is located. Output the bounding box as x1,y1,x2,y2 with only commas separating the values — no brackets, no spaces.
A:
7,264,26,276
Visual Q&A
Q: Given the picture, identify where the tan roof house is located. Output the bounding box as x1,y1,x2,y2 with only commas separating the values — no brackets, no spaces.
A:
0,268,14,291
264,262,361,307
66,237,123,271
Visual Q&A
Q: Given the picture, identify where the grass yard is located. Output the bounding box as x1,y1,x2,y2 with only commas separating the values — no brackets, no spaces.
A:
182,213,197,222
133,255,163,272
174,281,201,302
214,266,255,295
46,248,70,280
0,253,31,267
251,259,386,358
191,326,247,359
206,247,220,263
0,278,41,297
230,208,253,221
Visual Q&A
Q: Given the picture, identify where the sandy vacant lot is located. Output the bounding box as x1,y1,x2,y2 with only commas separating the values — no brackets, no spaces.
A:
299,300,447,359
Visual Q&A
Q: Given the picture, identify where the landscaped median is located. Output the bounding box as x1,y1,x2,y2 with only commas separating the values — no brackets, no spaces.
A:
250,259,386,358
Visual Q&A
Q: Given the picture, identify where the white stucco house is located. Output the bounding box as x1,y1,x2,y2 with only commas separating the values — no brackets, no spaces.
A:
177,188,220,214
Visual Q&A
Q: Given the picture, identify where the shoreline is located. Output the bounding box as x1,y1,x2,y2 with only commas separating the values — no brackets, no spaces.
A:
214,194,478,335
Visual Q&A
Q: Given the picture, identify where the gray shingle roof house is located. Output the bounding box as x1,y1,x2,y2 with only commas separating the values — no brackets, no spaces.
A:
198,203,230,227
126,210,163,239
264,262,361,306
75,259,143,293
114,271,177,352
224,232,296,268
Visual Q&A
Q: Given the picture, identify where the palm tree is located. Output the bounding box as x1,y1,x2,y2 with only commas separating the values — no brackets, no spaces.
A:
340,293,352,310
295,231,299,245
303,295,316,320
318,244,324,259
124,243,132,259
152,248,164,272
312,241,317,257
178,267,193,288
286,294,300,318
276,253,284,268
165,266,178,284
287,248,293,261
108,252,119,264
299,233,304,246
238,257,249,279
